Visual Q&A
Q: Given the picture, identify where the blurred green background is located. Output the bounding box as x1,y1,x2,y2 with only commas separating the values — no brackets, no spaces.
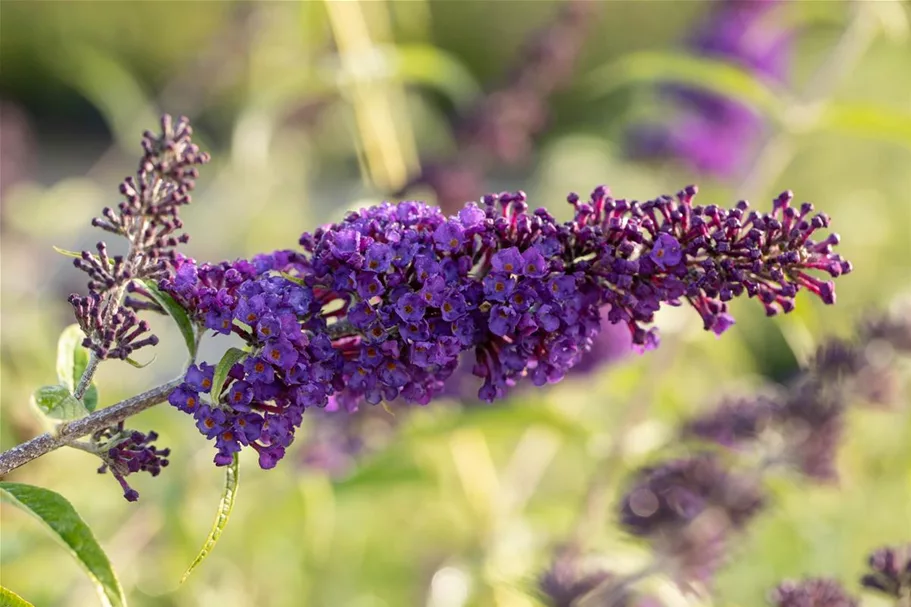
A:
1,1,910,606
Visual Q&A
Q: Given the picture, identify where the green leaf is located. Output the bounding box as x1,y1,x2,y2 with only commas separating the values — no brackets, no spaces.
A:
53,246,114,266
141,280,197,357
30,385,88,421
818,103,911,149
279,272,306,286
52,246,85,260
124,355,157,369
583,51,788,120
56,324,99,413
210,348,248,401
0,483,126,607
180,453,239,584
0,585,35,607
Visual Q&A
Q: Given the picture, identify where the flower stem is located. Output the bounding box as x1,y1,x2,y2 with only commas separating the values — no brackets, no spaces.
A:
0,377,183,477
73,351,101,401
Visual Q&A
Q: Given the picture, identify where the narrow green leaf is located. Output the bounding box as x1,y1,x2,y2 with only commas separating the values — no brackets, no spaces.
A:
583,51,788,119
56,324,99,413
53,246,114,265
0,483,126,607
279,272,306,286
210,348,248,401
180,453,239,584
0,585,35,607
141,280,196,357
52,246,85,259
30,385,88,421
124,355,157,369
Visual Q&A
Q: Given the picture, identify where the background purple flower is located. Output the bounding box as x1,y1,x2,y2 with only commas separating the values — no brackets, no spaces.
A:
627,0,791,179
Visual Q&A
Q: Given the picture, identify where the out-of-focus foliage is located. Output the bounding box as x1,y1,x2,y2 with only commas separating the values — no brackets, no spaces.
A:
1,1,909,606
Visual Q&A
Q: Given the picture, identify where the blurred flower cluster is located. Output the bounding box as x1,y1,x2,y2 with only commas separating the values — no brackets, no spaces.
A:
536,306,911,605
628,0,790,179
159,173,847,469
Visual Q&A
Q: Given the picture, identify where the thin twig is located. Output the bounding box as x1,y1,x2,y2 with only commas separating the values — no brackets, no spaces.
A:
0,378,183,477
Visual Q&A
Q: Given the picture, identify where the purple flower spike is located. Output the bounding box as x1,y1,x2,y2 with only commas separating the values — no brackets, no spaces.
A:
162,183,848,466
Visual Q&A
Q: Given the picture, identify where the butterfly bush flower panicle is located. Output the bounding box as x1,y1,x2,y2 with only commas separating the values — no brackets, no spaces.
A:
769,578,858,607
165,184,848,467
90,422,170,502
68,114,210,361
861,544,911,599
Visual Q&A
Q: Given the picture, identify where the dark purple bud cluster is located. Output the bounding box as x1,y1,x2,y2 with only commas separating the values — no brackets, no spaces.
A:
94,114,210,261
163,185,847,467
69,293,159,361
92,422,170,502
861,544,911,599
627,0,790,178
619,454,764,584
769,578,858,607
408,0,599,211
684,309,911,482
68,114,210,360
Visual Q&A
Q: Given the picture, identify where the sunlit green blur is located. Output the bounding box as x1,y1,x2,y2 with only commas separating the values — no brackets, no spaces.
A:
1,2,909,606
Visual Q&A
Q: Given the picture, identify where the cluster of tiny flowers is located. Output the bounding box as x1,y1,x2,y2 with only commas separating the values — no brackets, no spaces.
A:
861,544,911,599
619,453,764,584
408,0,598,211
92,422,170,502
166,262,338,468
69,114,210,360
683,309,911,481
769,578,858,607
162,184,847,467
627,0,790,178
